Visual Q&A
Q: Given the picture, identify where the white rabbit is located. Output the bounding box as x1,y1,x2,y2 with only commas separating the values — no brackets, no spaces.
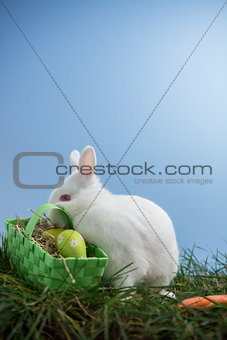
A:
48,146,179,290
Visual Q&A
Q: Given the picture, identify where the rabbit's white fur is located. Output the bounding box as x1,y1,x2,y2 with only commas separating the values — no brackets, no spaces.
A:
48,146,178,288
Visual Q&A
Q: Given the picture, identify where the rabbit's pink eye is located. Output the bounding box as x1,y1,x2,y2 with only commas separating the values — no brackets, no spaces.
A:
59,194,71,202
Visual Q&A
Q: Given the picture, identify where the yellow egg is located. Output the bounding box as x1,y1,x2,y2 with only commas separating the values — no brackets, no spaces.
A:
56,230,87,258
42,228,65,242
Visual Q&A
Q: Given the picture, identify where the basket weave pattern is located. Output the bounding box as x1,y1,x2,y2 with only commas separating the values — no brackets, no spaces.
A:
5,204,108,290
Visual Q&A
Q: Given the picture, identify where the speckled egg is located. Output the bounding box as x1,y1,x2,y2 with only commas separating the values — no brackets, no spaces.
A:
56,230,87,258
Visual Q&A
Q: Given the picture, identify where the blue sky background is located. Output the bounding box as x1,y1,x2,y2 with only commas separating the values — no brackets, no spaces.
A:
1,0,226,261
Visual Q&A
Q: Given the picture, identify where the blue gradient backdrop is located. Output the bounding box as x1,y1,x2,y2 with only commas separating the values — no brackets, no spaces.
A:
1,0,226,259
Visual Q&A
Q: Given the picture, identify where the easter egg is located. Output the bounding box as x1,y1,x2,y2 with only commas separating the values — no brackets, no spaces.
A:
42,228,65,242
56,230,87,258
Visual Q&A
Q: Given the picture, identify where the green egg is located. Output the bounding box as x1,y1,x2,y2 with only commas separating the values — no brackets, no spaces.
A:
56,230,87,258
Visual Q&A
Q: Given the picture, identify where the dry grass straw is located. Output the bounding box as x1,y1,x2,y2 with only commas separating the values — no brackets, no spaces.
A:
12,215,63,258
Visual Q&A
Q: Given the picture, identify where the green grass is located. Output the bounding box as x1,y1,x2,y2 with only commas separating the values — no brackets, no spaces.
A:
0,237,226,340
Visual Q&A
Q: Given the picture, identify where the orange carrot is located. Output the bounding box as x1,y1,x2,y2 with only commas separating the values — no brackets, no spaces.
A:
178,295,227,308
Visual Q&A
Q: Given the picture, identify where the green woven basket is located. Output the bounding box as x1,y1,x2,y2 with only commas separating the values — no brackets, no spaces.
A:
5,204,108,290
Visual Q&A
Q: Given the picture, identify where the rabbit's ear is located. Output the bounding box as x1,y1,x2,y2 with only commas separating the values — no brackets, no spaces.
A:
79,146,96,177
70,150,80,172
